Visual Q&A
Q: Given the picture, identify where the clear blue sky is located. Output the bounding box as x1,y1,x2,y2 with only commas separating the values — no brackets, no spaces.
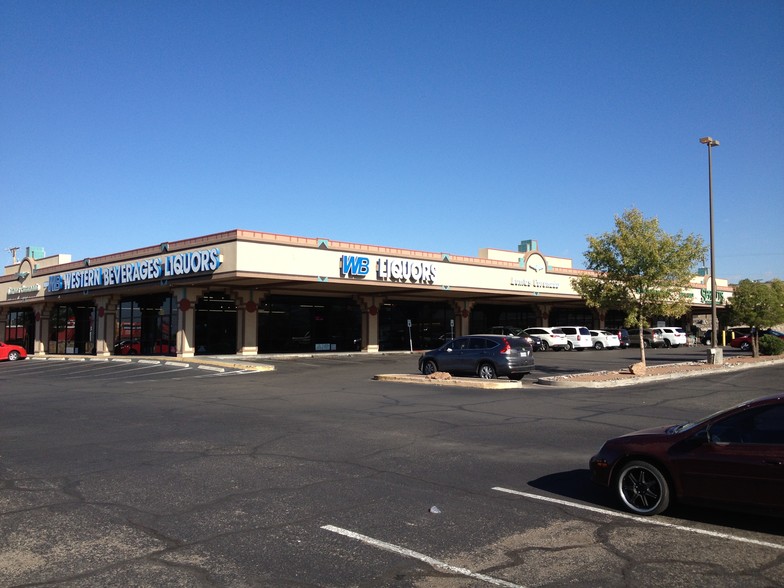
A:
2,1,782,283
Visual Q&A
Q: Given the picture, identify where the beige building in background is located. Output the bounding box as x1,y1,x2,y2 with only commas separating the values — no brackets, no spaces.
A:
1,230,732,358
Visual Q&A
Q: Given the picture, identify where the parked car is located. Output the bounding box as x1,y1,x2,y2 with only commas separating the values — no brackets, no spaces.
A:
589,330,621,350
626,328,665,348
616,327,630,349
0,342,27,361
730,329,784,352
659,327,688,348
418,334,534,380
489,326,542,351
557,326,593,351
589,394,784,516
523,327,568,351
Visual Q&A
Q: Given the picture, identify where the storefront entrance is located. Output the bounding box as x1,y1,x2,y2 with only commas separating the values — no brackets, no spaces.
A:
49,304,96,355
5,308,35,353
195,292,237,355
378,301,453,351
258,296,361,353
115,295,178,355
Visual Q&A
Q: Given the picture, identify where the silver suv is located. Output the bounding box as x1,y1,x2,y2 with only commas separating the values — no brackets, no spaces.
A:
627,328,665,348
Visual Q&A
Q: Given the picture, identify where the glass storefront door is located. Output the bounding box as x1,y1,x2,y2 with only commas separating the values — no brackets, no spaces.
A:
115,295,178,355
49,304,96,355
195,292,237,355
5,308,35,353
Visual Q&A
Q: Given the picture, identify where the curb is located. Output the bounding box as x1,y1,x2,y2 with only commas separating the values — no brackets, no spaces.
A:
373,357,784,389
536,356,784,388
28,355,275,373
373,373,523,389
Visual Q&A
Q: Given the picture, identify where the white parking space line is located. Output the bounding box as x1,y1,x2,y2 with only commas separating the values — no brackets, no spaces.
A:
492,487,784,551
321,525,525,588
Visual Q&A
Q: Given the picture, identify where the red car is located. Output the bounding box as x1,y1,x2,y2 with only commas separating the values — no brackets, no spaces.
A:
0,342,27,361
590,394,784,516
730,329,784,352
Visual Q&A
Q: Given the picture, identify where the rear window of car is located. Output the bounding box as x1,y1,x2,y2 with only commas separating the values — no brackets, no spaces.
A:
578,327,590,335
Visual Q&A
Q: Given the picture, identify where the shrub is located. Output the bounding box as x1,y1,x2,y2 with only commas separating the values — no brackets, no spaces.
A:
759,334,784,356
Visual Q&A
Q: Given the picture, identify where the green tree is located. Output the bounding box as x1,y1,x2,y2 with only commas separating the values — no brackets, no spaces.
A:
727,279,784,357
571,208,706,366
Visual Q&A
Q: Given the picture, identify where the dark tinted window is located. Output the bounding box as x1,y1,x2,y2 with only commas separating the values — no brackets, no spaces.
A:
468,337,488,350
710,405,784,444
450,338,469,350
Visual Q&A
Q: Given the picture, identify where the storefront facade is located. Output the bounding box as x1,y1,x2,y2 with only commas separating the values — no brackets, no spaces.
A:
0,230,733,357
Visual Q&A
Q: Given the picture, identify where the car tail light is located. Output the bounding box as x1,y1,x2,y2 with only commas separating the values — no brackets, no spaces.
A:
499,338,511,354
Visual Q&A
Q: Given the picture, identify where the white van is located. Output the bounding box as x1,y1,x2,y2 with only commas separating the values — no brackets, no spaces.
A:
557,326,593,351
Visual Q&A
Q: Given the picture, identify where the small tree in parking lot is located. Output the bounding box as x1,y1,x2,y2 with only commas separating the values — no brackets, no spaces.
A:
571,208,706,366
727,279,784,357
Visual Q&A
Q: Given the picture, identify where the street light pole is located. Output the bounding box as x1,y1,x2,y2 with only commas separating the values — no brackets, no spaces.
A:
699,136,719,349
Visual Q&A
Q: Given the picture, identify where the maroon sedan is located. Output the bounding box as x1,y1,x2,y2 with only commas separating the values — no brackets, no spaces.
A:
730,329,784,352
590,394,784,516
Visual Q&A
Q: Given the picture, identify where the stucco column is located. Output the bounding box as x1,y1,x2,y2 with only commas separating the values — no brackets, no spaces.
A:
176,288,203,358
451,300,475,337
594,309,605,330
94,296,117,356
534,304,552,327
33,303,49,356
356,296,380,353
234,290,259,355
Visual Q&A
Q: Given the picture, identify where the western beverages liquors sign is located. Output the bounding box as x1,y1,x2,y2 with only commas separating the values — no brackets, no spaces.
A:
47,248,222,292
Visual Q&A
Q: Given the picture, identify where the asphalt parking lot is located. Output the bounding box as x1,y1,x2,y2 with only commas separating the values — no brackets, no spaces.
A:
1,351,782,587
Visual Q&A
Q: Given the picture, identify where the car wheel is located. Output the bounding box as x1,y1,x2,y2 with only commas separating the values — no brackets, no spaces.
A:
663,340,671,348
740,341,751,352
643,340,650,348
421,359,438,375
616,460,671,516
594,341,604,350
566,341,574,351
539,340,549,351
478,363,497,379
8,350,20,361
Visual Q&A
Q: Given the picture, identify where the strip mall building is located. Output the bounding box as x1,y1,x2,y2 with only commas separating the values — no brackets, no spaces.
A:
1,230,732,357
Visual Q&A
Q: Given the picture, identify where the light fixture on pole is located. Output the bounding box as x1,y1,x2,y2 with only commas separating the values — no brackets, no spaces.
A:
699,136,719,350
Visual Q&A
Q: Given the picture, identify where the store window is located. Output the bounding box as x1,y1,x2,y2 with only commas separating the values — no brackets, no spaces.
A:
49,304,95,355
258,296,361,353
470,305,537,333
195,292,237,355
115,295,177,355
5,308,35,352
378,301,452,351
550,307,595,328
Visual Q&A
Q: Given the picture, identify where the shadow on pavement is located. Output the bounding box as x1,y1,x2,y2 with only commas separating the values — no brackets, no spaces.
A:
528,469,784,538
